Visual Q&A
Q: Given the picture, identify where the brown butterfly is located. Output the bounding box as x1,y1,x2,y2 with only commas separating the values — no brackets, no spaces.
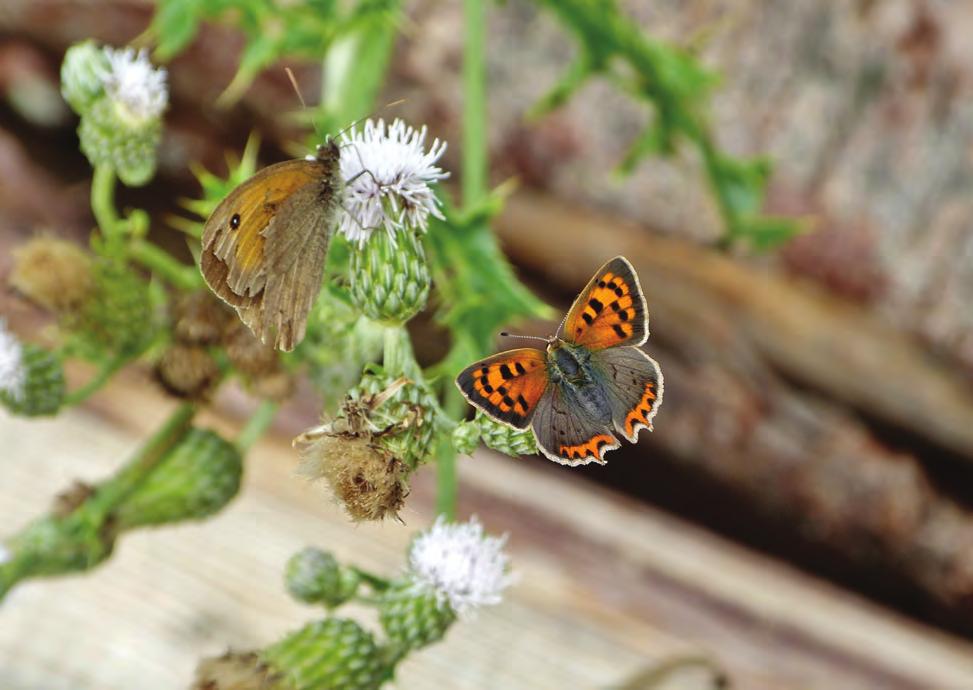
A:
456,256,663,466
200,140,342,351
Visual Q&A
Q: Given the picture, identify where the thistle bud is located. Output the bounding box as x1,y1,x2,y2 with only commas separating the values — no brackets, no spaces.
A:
60,40,109,115
76,47,167,186
285,547,360,608
451,420,480,455
114,428,242,529
2,511,113,591
9,236,94,313
349,230,430,325
79,97,160,186
348,371,437,468
155,344,220,401
75,260,154,357
475,411,538,457
378,579,456,660
0,339,65,418
261,618,390,690
172,290,233,346
223,320,279,378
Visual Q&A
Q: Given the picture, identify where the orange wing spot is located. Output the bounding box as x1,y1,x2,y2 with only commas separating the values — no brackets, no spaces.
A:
559,434,616,462
624,382,658,437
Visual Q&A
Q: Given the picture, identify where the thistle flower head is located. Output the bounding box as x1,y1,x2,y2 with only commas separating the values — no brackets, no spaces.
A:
337,118,448,245
0,319,26,403
100,47,168,124
407,516,513,616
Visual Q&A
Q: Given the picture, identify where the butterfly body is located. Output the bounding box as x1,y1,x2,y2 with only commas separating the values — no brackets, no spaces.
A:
200,140,342,351
456,256,663,466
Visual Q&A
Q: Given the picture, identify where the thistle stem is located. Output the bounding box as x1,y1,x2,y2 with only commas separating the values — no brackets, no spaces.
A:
62,354,128,407
382,326,420,380
91,164,123,249
85,403,196,518
127,238,203,289
462,0,488,206
236,400,279,454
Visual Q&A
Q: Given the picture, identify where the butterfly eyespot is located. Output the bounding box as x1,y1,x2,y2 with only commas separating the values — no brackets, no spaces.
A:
230,213,241,230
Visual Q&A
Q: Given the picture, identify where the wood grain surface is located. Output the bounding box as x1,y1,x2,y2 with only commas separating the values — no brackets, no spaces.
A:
2,372,973,689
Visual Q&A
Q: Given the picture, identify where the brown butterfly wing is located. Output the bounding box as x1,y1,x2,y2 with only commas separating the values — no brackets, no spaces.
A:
562,256,648,350
201,158,340,351
455,348,549,429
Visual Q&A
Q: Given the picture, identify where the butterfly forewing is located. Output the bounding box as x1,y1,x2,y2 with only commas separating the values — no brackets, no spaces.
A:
456,348,548,429
201,155,340,351
562,256,647,350
590,346,663,442
531,384,620,466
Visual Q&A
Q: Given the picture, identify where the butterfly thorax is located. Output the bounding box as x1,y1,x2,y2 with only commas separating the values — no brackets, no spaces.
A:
313,138,343,202
546,340,612,424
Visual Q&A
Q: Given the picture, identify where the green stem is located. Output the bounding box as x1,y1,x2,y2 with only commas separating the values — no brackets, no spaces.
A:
62,355,129,407
462,0,488,206
350,565,391,592
86,403,196,518
127,239,203,289
382,325,419,379
91,165,123,248
435,436,457,521
236,400,279,454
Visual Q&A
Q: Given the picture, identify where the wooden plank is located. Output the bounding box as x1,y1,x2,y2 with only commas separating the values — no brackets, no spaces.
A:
1,375,973,689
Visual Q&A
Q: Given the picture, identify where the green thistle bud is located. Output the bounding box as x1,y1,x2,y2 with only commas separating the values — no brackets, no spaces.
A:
75,46,167,186
261,618,390,690
114,429,242,529
60,40,108,115
285,548,360,608
378,579,456,660
74,260,155,357
349,371,437,468
0,344,65,417
2,511,113,595
475,411,537,456
79,97,160,186
451,420,481,455
350,230,430,325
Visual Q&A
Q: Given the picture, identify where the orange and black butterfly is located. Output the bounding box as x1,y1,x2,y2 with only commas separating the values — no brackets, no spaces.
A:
456,256,663,466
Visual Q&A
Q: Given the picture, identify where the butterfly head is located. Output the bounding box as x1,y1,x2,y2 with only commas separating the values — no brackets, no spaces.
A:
315,137,341,164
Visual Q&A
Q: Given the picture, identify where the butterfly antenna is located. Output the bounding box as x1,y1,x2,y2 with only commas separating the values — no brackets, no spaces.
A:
285,67,327,142
499,332,549,343
555,311,569,338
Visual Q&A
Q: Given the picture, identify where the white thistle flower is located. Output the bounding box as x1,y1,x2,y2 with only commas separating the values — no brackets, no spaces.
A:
0,319,26,402
0,543,10,565
408,515,513,616
100,47,168,124
337,119,448,245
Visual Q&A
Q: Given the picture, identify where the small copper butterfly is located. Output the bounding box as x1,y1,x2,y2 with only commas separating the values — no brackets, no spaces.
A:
456,256,664,466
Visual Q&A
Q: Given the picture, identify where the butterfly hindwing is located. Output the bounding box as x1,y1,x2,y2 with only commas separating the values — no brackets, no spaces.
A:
455,349,549,429
562,256,647,350
201,156,339,351
531,384,620,466
589,346,663,442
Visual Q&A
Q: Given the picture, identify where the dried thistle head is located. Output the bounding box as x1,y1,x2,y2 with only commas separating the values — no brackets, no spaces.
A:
155,343,220,401
294,377,414,522
193,650,283,690
9,236,93,313
172,290,233,346
223,320,279,378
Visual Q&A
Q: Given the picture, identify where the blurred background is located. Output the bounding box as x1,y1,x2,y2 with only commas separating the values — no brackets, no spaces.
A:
2,1,973,689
